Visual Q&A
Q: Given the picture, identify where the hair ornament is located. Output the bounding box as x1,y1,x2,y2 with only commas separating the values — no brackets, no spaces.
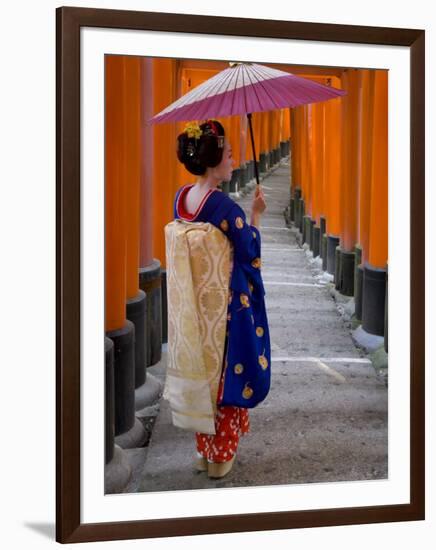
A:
183,121,203,140
202,119,224,148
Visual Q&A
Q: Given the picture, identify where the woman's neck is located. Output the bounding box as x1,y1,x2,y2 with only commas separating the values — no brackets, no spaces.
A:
196,179,220,194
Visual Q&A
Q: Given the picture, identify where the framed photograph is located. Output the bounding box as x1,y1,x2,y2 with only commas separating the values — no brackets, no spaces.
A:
56,6,425,543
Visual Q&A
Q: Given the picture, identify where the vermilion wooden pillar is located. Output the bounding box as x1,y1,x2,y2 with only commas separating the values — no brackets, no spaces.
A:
105,56,135,450
336,68,360,294
238,114,250,187
299,104,312,244
119,57,149,396
311,102,325,226
124,57,141,301
368,70,388,270
354,69,375,319
140,57,177,366
324,76,343,275
319,101,327,222
340,69,360,252
305,104,313,218
312,101,325,256
175,65,193,190
269,111,276,166
105,56,127,332
140,58,154,270
357,69,375,265
298,105,309,233
290,108,298,188
151,58,177,269
362,70,388,336
282,107,291,145
294,106,303,188
239,114,248,167
252,111,262,183
271,109,281,164
260,112,269,172
227,114,242,191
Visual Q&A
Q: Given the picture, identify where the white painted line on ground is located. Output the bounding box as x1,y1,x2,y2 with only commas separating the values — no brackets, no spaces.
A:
260,226,292,231
262,248,304,252
271,356,372,364
263,281,324,287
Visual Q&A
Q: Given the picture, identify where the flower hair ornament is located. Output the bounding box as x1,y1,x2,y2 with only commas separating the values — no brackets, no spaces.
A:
184,121,203,140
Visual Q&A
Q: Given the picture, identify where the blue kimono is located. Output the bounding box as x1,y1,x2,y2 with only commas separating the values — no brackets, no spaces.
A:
174,184,271,408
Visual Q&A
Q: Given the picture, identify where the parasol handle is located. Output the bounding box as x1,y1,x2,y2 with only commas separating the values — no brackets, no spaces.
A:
247,113,260,186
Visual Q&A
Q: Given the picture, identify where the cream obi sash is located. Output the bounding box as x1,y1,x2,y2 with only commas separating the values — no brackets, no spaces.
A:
163,219,233,434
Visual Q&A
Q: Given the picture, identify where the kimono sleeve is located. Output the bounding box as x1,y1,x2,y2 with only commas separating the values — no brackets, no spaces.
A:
223,203,261,266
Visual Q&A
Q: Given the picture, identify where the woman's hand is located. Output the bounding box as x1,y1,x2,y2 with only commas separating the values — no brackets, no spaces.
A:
252,185,267,215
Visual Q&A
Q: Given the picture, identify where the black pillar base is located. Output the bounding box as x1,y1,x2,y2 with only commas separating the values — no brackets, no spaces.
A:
293,192,301,228
322,234,328,271
312,226,320,257
309,219,316,251
274,147,280,164
105,337,115,465
362,264,387,336
299,199,305,233
335,246,341,290
126,289,147,388
293,198,298,227
289,198,295,222
259,152,267,173
229,168,239,193
327,235,340,275
338,249,355,296
384,265,388,352
247,160,254,181
221,180,230,194
106,320,136,437
354,265,364,321
303,215,312,246
319,217,326,259
139,259,162,367
242,164,249,186
354,245,363,320
235,167,244,190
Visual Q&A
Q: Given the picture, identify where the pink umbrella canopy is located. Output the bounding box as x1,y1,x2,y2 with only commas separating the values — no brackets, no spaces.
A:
147,62,346,125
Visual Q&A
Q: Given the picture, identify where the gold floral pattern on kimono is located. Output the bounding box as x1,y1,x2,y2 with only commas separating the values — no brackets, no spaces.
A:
164,218,232,434
200,285,225,322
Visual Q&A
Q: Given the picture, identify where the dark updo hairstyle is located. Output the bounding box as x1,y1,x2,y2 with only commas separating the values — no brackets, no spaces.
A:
176,119,225,176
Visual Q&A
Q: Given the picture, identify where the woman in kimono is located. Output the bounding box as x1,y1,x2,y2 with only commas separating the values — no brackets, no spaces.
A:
173,119,271,478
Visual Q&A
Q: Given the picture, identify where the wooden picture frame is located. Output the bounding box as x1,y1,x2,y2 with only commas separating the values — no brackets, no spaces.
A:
56,6,425,543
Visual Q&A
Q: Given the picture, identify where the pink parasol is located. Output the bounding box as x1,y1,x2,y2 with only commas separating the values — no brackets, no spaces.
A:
147,62,346,185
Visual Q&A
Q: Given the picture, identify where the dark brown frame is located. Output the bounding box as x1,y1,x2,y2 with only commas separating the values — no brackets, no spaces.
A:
56,6,425,543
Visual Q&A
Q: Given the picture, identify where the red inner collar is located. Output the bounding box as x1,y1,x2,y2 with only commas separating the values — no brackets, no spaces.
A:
176,184,216,220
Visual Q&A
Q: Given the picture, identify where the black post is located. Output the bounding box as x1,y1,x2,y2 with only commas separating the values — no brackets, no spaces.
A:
247,113,260,186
